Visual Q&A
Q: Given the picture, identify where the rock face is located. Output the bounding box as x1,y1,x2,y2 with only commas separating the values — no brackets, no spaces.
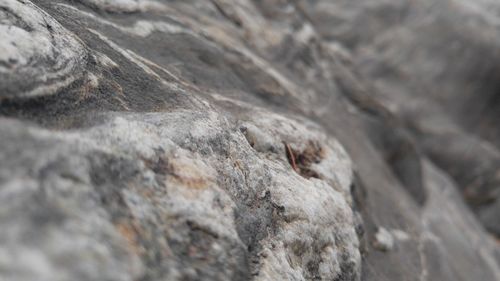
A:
0,1,498,281
0,0,88,99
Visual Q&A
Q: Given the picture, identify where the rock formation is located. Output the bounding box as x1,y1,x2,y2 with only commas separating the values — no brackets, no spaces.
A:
0,0,499,280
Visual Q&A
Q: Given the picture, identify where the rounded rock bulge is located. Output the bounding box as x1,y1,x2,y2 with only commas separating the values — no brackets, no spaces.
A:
0,0,87,99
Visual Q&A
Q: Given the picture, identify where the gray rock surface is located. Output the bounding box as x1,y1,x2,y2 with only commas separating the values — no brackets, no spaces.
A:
0,0,499,281
0,0,87,99
296,0,500,234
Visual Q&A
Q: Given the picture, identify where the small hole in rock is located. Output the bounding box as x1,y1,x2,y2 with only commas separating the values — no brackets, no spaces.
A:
284,140,324,179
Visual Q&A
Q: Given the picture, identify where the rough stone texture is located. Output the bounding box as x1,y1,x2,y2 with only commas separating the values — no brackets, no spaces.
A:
0,0,88,99
0,1,499,281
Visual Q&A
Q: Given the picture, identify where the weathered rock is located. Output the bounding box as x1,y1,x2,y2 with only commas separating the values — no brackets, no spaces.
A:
0,0,88,99
76,0,166,13
373,227,394,252
0,0,499,281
